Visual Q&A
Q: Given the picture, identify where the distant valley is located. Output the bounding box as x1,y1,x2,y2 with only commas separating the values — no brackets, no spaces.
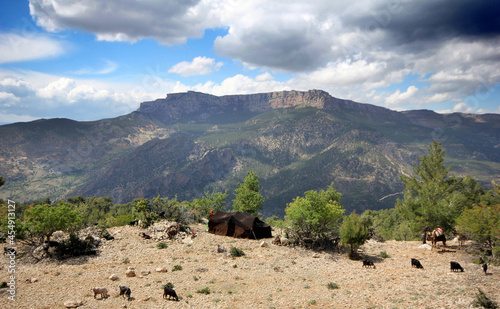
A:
1,90,499,217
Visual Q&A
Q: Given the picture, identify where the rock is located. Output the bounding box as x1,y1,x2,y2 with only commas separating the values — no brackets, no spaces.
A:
419,244,432,250
142,296,151,301
156,267,168,273
141,270,151,276
64,300,84,308
109,274,119,281
125,270,136,277
312,253,321,258
26,278,38,283
260,241,267,247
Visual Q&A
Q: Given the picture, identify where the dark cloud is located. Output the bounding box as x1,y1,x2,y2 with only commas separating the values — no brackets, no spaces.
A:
350,0,500,46
214,26,332,72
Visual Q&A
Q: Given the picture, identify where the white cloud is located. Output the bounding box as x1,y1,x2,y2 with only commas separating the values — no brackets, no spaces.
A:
0,112,38,124
168,57,223,77
385,86,419,106
0,33,66,63
0,92,20,107
29,0,220,45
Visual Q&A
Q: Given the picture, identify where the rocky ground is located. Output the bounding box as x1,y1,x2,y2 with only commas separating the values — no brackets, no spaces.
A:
1,224,498,309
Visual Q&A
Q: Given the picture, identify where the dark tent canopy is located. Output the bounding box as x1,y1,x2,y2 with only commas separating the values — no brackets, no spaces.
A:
208,211,272,239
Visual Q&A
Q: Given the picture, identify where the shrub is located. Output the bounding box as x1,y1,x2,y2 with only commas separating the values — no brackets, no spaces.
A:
327,282,339,290
156,242,168,249
54,233,96,259
197,287,211,294
122,258,130,264
230,247,245,257
378,251,390,259
172,265,183,271
161,282,174,289
0,282,7,289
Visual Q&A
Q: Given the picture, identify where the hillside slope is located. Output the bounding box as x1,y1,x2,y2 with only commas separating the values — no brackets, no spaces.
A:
0,90,499,216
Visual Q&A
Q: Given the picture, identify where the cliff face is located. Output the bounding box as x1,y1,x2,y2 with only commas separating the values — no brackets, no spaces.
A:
0,90,499,216
137,90,332,123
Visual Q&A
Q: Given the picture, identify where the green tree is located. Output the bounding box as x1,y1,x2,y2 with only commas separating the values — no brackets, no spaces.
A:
24,201,82,243
188,190,228,221
285,182,345,239
456,203,500,249
339,212,369,257
396,141,472,237
232,171,264,216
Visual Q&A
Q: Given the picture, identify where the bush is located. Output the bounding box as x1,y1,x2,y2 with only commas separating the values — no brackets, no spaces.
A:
378,251,390,259
161,282,174,289
196,287,210,294
230,247,245,257
172,265,183,271
0,282,7,289
157,242,168,249
54,233,96,259
327,282,339,290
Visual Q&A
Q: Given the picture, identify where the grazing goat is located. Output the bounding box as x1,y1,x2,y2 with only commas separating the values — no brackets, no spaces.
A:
482,263,488,275
450,261,464,272
411,258,424,269
119,285,131,300
103,234,114,240
4,247,16,255
163,287,179,301
362,259,376,269
91,287,108,299
141,232,151,239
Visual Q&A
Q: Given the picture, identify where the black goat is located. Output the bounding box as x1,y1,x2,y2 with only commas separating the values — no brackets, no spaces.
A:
411,258,424,269
362,259,376,269
119,285,131,300
141,232,151,239
450,261,464,272
163,287,179,301
482,263,487,275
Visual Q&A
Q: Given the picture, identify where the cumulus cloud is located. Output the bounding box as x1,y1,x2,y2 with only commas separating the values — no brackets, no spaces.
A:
385,86,419,106
0,33,66,63
0,74,161,123
29,0,219,45
168,57,223,77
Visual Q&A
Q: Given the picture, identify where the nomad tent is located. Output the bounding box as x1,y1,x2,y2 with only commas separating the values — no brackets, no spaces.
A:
208,211,272,239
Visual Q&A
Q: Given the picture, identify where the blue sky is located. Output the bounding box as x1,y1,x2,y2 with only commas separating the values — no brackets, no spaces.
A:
0,0,499,124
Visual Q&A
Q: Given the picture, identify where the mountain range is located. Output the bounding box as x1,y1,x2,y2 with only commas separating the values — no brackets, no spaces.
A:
1,90,499,217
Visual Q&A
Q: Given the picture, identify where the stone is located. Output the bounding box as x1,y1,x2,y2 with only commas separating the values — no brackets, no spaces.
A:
64,300,84,308
109,274,119,281
125,270,136,277
156,267,167,273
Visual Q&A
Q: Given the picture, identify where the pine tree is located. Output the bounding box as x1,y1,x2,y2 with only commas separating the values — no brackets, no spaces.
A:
232,171,264,216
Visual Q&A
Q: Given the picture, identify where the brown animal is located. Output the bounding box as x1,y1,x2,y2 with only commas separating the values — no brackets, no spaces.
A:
91,287,108,299
426,228,446,248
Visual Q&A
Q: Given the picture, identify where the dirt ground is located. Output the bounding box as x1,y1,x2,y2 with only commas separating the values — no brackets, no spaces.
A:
1,224,498,309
